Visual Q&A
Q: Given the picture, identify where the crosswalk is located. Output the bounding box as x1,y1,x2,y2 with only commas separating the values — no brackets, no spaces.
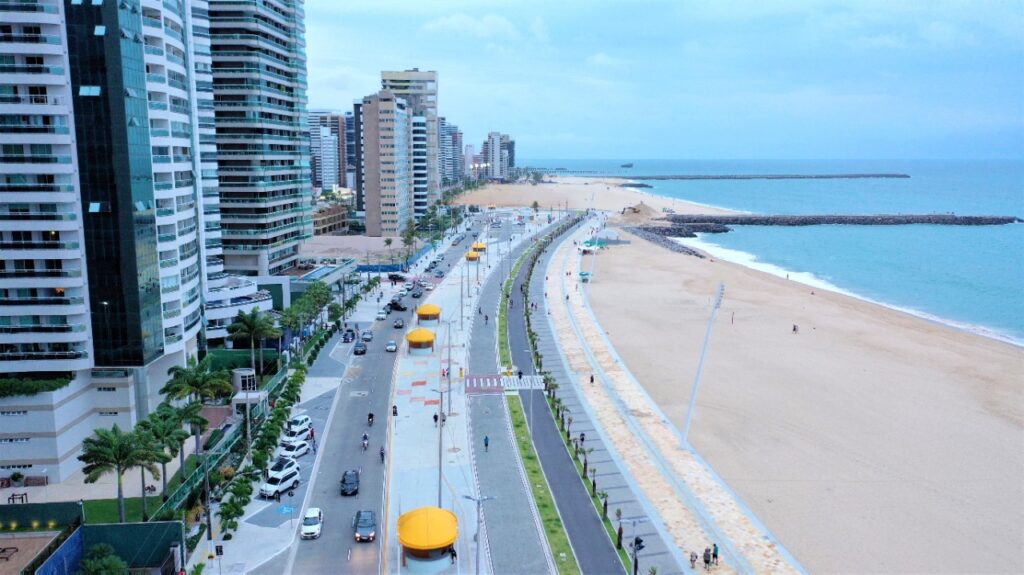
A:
465,374,546,393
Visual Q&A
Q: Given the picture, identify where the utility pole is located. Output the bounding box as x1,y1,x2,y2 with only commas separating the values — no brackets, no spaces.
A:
681,283,725,446
462,494,495,575
446,321,452,416
435,387,444,508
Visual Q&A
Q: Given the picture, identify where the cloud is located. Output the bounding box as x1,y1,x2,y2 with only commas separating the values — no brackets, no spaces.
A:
586,52,625,69
529,17,549,43
421,13,520,40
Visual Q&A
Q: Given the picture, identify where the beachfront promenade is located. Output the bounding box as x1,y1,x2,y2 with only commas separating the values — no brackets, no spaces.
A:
544,214,806,574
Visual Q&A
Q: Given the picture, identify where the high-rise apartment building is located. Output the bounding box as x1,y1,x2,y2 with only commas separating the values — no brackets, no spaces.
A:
307,109,346,191
451,129,464,184
381,69,437,217
343,111,355,188
438,117,462,188
210,0,312,277
0,0,95,481
464,144,475,178
483,132,515,181
358,90,410,237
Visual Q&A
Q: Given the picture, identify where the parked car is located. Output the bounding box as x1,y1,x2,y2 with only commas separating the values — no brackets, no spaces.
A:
376,310,387,320
385,340,398,352
342,330,355,343
268,457,299,480
403,282,414,291
389,301,408,311
339,470,360,496
410,290,423,299
260,468,300,498
416,279,430,287
423,284,434,291
282,427,311,443
352,510,376,542
353,342,367,355
361,330,373,342
434,271,444,278
388,273,406,282
393,318,405,329
301,507,324,539
288,415,311,434
278,440,310,459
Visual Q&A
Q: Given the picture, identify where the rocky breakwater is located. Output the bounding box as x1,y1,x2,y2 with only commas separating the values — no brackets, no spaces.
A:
662,214,1022,226
623,227,707,258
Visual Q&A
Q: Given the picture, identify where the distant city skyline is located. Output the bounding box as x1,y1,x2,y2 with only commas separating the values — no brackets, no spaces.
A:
306,1,1023,160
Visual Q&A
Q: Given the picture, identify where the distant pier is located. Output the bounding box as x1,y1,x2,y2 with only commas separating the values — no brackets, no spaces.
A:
628,173,911,181
640,214,1021,239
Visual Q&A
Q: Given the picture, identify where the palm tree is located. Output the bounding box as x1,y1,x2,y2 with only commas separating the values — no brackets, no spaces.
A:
279,306,301,348
401,218,417,260
79,425,163,523
163,357,229,455
135,429,169,521
384,238,394,264
139,405,189,495
227,307,279,376
176,400,209,459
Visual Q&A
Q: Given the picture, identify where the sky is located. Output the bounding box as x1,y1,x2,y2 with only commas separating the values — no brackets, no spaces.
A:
305,1,1024,160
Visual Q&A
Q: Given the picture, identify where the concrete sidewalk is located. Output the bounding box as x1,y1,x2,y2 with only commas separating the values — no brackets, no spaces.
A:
385,212,560,575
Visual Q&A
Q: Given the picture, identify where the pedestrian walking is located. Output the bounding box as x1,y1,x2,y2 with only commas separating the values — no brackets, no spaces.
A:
579,432,586,444
478,306,482,315
450,546,457,564
433,413,439,427
392,404,398,417
703,548,711,571
441,413,446,427
311,438,318,454
590,374,594,385
484,435,490,452
712,543,719,565
309,426,315,440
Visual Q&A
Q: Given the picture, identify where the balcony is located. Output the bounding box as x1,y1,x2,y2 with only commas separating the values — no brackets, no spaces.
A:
0,212,75,221
148,101,169,111
0,241,79,250
0,125,70,135
159,257,179,268
0,351,88,362
145,45,165,56
0,155,72,164
146,73,167,84
0,296,84,306
0,3,59,13
0,324,86,334
0,64,64,75
157,232,177,243
0,269,81,278
143,16,163,28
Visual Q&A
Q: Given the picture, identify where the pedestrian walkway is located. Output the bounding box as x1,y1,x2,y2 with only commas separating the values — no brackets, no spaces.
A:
384,212,558,575
544,217,805,574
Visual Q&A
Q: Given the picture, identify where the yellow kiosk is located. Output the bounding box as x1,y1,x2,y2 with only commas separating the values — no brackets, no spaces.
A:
405,328,435,356
397,506,458,570
416,304,441,327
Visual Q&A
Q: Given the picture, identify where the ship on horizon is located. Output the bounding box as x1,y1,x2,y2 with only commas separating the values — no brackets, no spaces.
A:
621,162,634,168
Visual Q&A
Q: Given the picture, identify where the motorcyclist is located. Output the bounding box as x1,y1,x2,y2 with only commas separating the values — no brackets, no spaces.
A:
361,431,369,450
367,412,375,426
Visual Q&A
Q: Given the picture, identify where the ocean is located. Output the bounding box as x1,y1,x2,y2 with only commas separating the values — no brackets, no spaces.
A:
522,159,1024,344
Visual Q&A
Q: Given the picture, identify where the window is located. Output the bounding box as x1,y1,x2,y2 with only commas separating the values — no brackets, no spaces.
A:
0,411,27,416
94,25,106,35
0,438,29,444
99,411,118,416
96,387,116,392
79,86,101,96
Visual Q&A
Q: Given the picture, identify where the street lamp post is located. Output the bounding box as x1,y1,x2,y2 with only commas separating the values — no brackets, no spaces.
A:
462,494,496,575
431,388,444,507
682,284,725,446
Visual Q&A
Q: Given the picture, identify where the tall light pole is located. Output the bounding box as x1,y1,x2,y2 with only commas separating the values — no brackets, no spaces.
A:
462,494,496,575
446,321,453,416
681,283,725,446
431,388,444,507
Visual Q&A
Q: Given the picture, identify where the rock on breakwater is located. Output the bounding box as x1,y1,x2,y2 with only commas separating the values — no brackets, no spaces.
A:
622,173,911,181
623,226,707,258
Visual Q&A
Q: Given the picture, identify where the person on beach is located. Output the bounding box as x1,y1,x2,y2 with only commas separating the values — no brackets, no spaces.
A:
703,548,711,570
792,324,799,334
712,543,719,565
690,551,698,569
484,435,490,452
485,315,489,325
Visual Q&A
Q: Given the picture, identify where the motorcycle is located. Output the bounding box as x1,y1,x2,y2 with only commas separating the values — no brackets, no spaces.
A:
361,432,369,451
367,413,374,427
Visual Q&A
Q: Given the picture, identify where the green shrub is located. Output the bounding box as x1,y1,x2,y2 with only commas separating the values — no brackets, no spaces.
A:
0,376,72,398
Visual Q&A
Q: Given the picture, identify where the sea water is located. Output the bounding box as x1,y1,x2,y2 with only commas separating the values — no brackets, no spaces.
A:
523,159,1024,344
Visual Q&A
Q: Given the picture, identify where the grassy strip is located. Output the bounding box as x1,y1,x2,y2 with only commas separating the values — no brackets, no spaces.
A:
507,396,581,575
83,454,199,523
497,244,538,370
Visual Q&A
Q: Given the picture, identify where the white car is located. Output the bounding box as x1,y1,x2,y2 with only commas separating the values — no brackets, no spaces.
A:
301,507,324,539
288,415,312,433
376,310,387,320
279,440,311,459
280,433,309,449
260,468,300,498
403,282,414,290
385,340,398,352
267,457,299,480
282,427,311,443
423,284,434,291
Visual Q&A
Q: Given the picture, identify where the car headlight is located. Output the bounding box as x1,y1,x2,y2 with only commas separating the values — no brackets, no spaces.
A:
369,531,375,538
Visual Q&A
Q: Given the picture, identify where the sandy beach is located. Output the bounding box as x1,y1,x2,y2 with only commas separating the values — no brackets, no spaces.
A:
460,177,1024,572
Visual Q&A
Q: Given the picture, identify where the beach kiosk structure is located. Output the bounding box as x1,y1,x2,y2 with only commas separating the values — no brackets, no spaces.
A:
405,328,436,355
397,506,459,572
416,304,441,327
465,251,480,262
471,241,487,253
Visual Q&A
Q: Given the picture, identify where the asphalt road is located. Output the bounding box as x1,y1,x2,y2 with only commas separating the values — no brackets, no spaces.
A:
255,221,476,575
507,218,625,575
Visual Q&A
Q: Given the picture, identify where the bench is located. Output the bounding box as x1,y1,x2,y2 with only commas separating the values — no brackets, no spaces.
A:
0,547,18,561
7,492,27,504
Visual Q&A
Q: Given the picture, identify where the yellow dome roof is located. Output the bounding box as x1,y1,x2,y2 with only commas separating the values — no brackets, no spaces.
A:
398,507,458,551
416,303,441,316
471,242,487,250
465,252,480,260
405,328,436,344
